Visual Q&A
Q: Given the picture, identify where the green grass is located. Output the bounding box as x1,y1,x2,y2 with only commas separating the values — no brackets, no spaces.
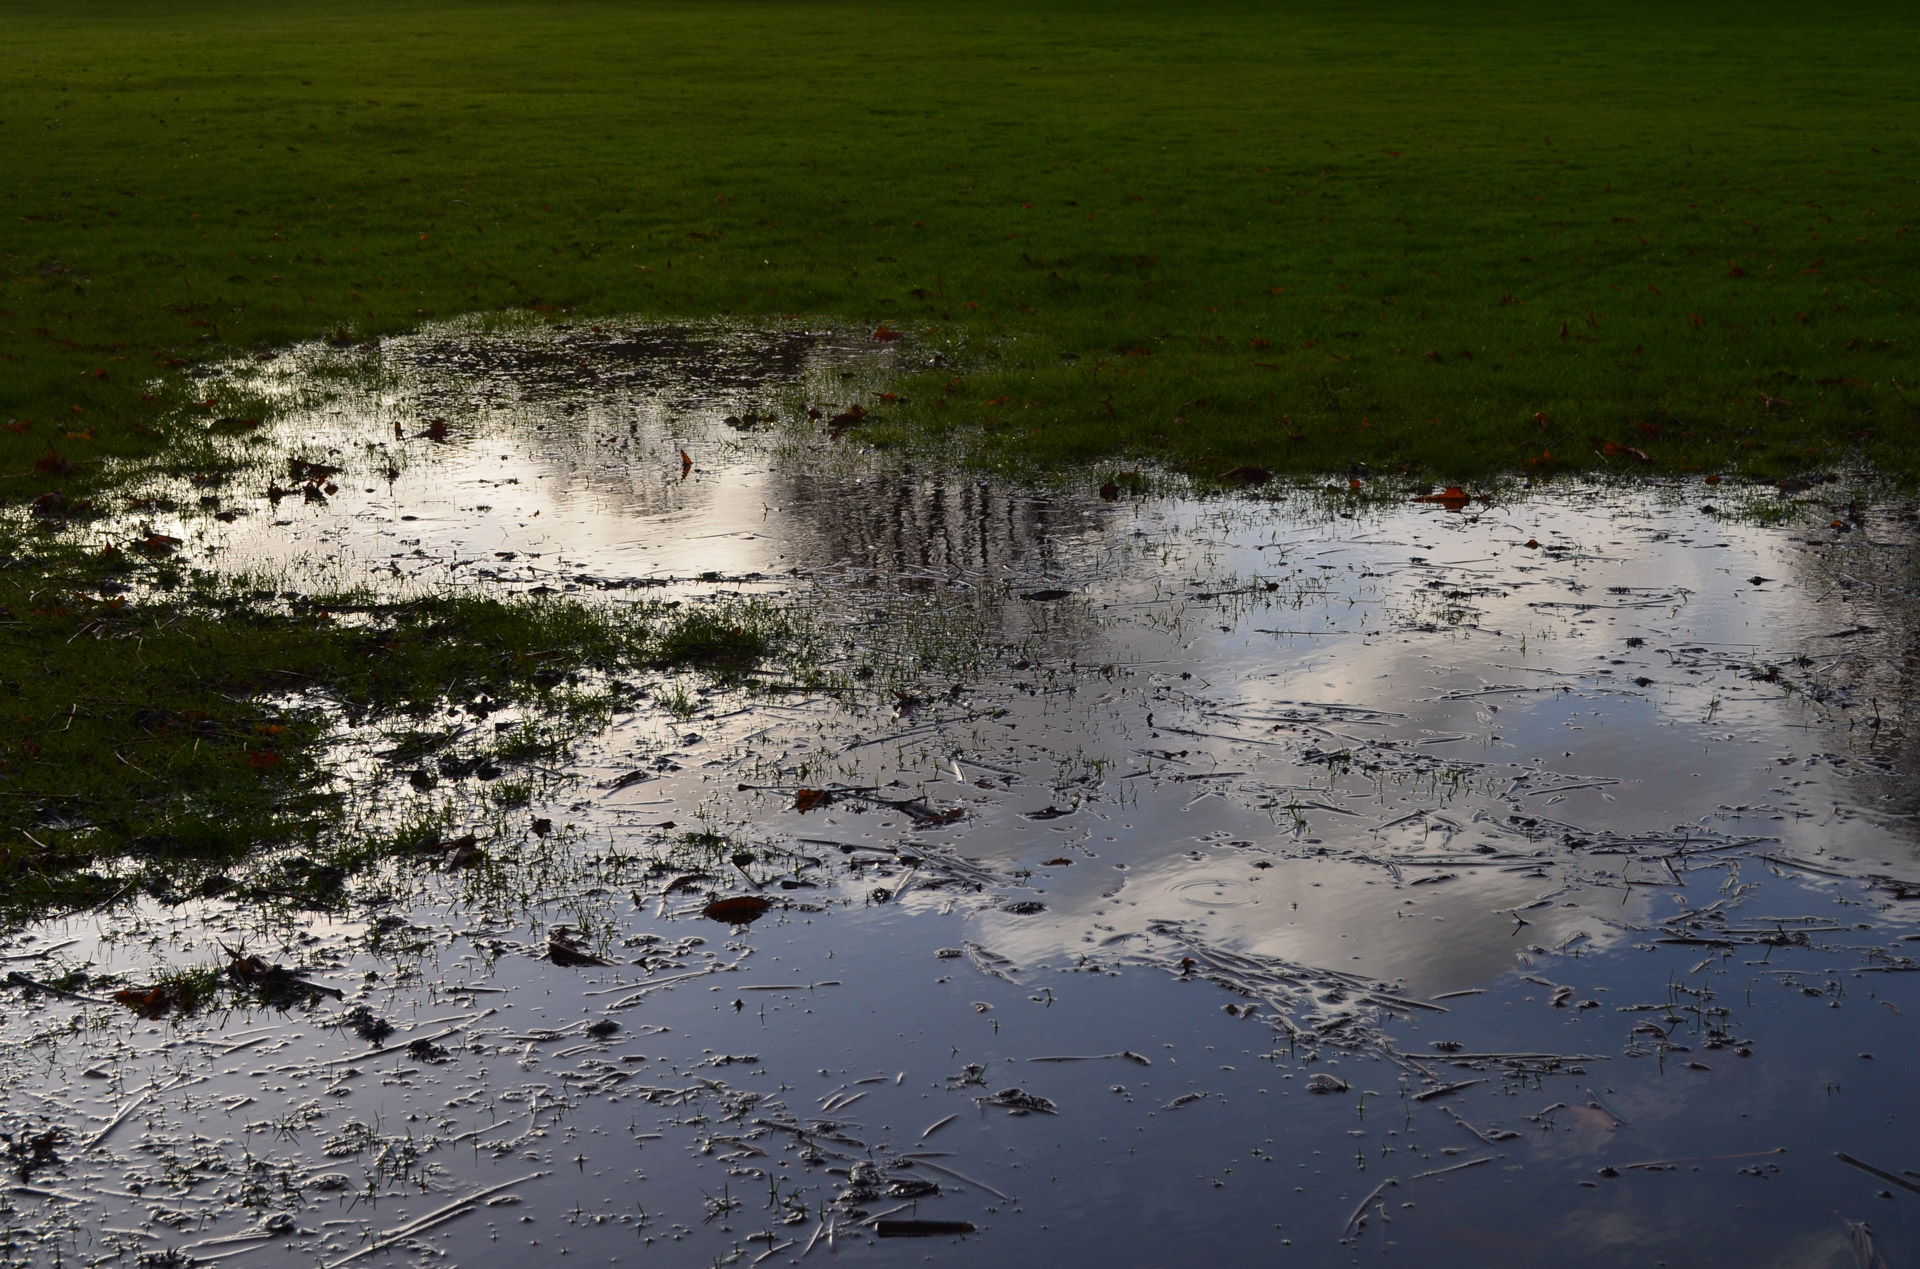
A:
0,542,806,919
1,0,1916,482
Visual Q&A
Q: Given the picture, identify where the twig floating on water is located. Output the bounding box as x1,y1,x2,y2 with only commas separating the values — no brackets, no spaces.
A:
906,1158,1012,1200
1411,1155,1499,1180
877,1219,978,1237
85,1073,201,1150
323,1171,548,1267
1028,1050,1150,1065
1835,1152,1920,1196
1342,1178,1397,1239
1619,1147,1786,1171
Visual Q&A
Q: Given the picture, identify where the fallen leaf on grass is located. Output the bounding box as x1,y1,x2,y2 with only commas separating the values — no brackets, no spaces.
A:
114,984,190,1020
1598,440,1652,462
1414,486,1471,510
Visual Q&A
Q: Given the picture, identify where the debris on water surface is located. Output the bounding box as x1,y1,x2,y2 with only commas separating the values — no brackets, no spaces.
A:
547,928,612,966
17,325,1920,1266
877,1219,976,1237
339,1004,395,1044
422,831,483,868
0,1125,65,1179
223,943,343,1006
1413,485,1472,509
980,1088,1058,1115
703,894,773,925
1217,464,1274,486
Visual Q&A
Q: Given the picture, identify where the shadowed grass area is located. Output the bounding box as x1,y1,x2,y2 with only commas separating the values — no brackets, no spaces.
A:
0,546,805,919
1,0,1915,483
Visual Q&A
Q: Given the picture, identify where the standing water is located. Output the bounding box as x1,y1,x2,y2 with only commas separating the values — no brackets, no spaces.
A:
5,321,1919,1268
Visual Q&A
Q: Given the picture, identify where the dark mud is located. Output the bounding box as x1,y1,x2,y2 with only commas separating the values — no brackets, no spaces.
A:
4,321,1920,1268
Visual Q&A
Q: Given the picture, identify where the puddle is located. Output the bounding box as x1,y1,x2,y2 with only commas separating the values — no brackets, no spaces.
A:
8,320,1920,1267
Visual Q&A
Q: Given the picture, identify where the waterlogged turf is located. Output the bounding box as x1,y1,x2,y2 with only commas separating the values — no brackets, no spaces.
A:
2,326,1919,1267
3,4,1920,1262
2,0,1917,483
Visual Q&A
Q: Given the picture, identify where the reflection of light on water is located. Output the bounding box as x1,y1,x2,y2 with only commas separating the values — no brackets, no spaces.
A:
7,316,1918,1267
1171,877,1260,908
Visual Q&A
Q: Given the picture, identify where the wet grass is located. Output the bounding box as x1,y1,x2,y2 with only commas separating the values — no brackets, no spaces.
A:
1,0,1916,486
0,541,809,921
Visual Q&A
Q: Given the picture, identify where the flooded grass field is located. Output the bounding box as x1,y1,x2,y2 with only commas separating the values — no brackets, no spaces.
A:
6,323,1920,1267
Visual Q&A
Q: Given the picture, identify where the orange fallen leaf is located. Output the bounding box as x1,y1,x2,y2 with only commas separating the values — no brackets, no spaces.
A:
1413,486,1470,509
794,788,830,812
1525,538,1540,549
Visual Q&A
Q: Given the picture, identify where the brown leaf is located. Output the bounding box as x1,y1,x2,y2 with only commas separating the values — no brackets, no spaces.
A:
547,931,611,967
794,788,831,813
114,985,181,1020
703,895,772,925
